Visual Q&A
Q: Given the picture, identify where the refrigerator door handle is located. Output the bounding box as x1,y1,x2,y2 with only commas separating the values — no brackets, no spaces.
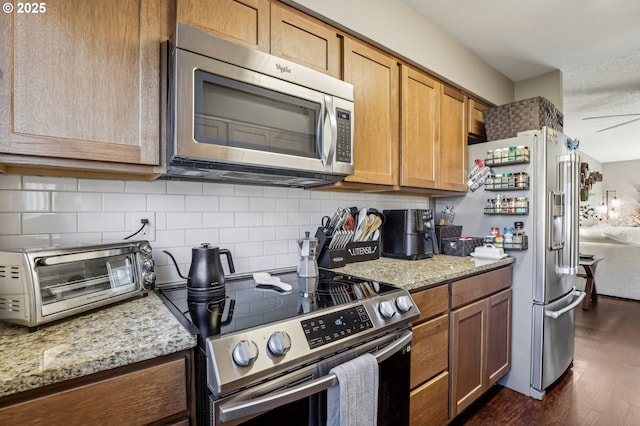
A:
544,289,586,319
556,152,581,275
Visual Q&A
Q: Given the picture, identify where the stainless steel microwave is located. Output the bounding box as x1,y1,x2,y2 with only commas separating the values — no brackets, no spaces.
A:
0,241,156,329
165,24,355,187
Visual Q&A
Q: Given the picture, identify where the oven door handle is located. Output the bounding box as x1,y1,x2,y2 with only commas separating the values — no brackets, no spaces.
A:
218,330,412,423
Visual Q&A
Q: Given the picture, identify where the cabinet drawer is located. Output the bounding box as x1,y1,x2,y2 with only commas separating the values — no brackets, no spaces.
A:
0,357,188,425
451,266,512,309
410,371,449,426
411,284,449,323
411,314,448,389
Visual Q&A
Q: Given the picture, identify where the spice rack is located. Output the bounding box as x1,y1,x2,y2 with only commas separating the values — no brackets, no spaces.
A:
484,173,530,191
503,235,528,251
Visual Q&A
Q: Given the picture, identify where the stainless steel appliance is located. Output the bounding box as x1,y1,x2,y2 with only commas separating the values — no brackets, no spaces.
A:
158,269,419,425
165,23,355,187
439,127,585,399
0,241,156,330
381,209,438,260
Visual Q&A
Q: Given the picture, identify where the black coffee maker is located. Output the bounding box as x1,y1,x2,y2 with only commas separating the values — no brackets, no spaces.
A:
381,209,439,260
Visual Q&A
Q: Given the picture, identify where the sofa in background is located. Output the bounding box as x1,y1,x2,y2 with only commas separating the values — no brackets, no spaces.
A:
578,225,640,301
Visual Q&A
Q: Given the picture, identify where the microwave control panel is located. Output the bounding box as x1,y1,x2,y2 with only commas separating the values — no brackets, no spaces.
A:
336,108,352,164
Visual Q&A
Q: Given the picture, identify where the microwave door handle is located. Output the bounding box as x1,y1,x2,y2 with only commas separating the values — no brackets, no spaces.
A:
317,95,337,169
218,330,412,423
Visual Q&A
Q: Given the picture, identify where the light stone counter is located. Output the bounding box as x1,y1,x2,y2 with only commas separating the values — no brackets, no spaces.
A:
332,254,515,291
0,292,196,398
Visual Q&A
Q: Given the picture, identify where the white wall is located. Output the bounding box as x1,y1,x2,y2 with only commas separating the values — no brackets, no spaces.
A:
601,160,640,225
514,70,563,112
0,174,429,284
285,0,514,105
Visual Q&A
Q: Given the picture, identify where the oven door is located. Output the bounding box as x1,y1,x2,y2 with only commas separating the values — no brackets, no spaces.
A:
173,48,353,177
211,329,412,426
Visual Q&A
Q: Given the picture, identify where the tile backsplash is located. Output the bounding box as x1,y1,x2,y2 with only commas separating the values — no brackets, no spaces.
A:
0,174,429,284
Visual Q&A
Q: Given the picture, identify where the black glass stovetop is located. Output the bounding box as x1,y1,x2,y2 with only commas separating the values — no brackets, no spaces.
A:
158,269,399,340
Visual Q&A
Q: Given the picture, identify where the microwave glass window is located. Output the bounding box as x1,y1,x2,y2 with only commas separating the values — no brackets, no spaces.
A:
37,254,138,306
194,71,320,159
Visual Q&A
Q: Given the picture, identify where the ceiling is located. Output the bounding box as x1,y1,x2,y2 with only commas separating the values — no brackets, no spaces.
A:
402,0,640,163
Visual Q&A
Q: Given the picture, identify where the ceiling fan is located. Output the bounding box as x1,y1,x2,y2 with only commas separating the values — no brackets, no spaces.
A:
582,113,640,132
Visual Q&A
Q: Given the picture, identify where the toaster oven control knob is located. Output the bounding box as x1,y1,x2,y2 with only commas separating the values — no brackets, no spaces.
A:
378,300,396,319
142,258,155,270
143,271,156,285
232,340,259,367
267,331,292,356
395,295,414,313
139,242,152,256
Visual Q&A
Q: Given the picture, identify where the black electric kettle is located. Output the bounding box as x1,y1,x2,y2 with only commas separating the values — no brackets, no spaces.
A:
164,243,235,290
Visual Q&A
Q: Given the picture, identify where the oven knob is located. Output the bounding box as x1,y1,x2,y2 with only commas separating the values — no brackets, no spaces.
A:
139,242,152,256
142,258,155,270
232,340,259,367
395,295,414,313
267,331,292,356
143,271,156,285
378,300,396,319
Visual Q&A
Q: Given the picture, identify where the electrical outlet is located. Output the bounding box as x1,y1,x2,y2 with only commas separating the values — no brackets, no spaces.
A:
128,212,155,241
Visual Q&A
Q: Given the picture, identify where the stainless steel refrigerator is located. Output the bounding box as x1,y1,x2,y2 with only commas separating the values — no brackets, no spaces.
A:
437,127,585,399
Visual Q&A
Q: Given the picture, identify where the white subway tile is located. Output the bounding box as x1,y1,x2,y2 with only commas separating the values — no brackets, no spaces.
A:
287,212,312,226
262,212,288,226
287,188,309,199
235,212,262,227
23,213,77,234
51,233,103,246
230,257,251,274
249,227,276,242
0,213,21,234
52,192,101,212
249,197,276,212
103,193,146,212
167,180,203,195
219,196,249,212
154,230,186,249
23,176,77,191
299,199,322,212
186,195,219,212
219,227,249,243
263,240,288,255
125,180,167,194
155,212,167,230
309,191,332,200
276,198,300,212
249,256,277,272
0,234,50,250
203,183,235,196
185,229,219,246
147,194,185,212
262,187,289,198
233,242,264,258
155,264,186,286
203,212,235,228
78,213,124,232
275,226,300,240
234,185,263,197
78,179,125,193
0,175,21,190
0,191,49,212
276,253,298,269
167,212,203,230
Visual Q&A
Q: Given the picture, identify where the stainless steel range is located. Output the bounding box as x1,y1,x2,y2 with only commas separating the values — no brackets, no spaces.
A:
158,268,419,425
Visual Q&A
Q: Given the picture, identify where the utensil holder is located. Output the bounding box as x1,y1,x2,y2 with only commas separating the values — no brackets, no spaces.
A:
315,227,380,269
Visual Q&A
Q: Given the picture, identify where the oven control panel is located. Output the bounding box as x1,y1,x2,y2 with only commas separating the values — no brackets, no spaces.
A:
301,304,373,349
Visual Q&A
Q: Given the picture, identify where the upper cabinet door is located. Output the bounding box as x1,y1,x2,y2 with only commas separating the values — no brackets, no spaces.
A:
468,98,489,141
400,65,440,188
0,0,169,174
177,0,270,51
343,37,399,186
438,86,468,191
270,3,341,79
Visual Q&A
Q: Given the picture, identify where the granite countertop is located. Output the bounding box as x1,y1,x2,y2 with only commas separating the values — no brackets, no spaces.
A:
333,254,515,291
0,292,196,398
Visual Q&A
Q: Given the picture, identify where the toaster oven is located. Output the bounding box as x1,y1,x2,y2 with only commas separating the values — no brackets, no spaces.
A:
0,241,156,330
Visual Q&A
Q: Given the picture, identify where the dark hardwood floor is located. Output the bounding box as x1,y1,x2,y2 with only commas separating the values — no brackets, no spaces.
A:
451,295,640,425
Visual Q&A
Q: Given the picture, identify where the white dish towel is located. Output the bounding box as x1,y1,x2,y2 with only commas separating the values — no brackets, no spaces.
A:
326,353,379,426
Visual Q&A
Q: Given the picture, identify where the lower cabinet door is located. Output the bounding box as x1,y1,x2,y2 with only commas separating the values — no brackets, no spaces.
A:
410,371,449,426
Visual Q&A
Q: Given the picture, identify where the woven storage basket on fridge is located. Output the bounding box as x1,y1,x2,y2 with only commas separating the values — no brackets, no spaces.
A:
483,96,563,141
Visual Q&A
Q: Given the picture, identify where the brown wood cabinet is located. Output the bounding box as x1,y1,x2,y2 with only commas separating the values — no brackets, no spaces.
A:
409,284,449,426
468,98,490,141
450,266,512,418
271,3,342,79
0,350,195,425
343,36,399,186
177,0,270,51
400,65,468,192
0,0,170,178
